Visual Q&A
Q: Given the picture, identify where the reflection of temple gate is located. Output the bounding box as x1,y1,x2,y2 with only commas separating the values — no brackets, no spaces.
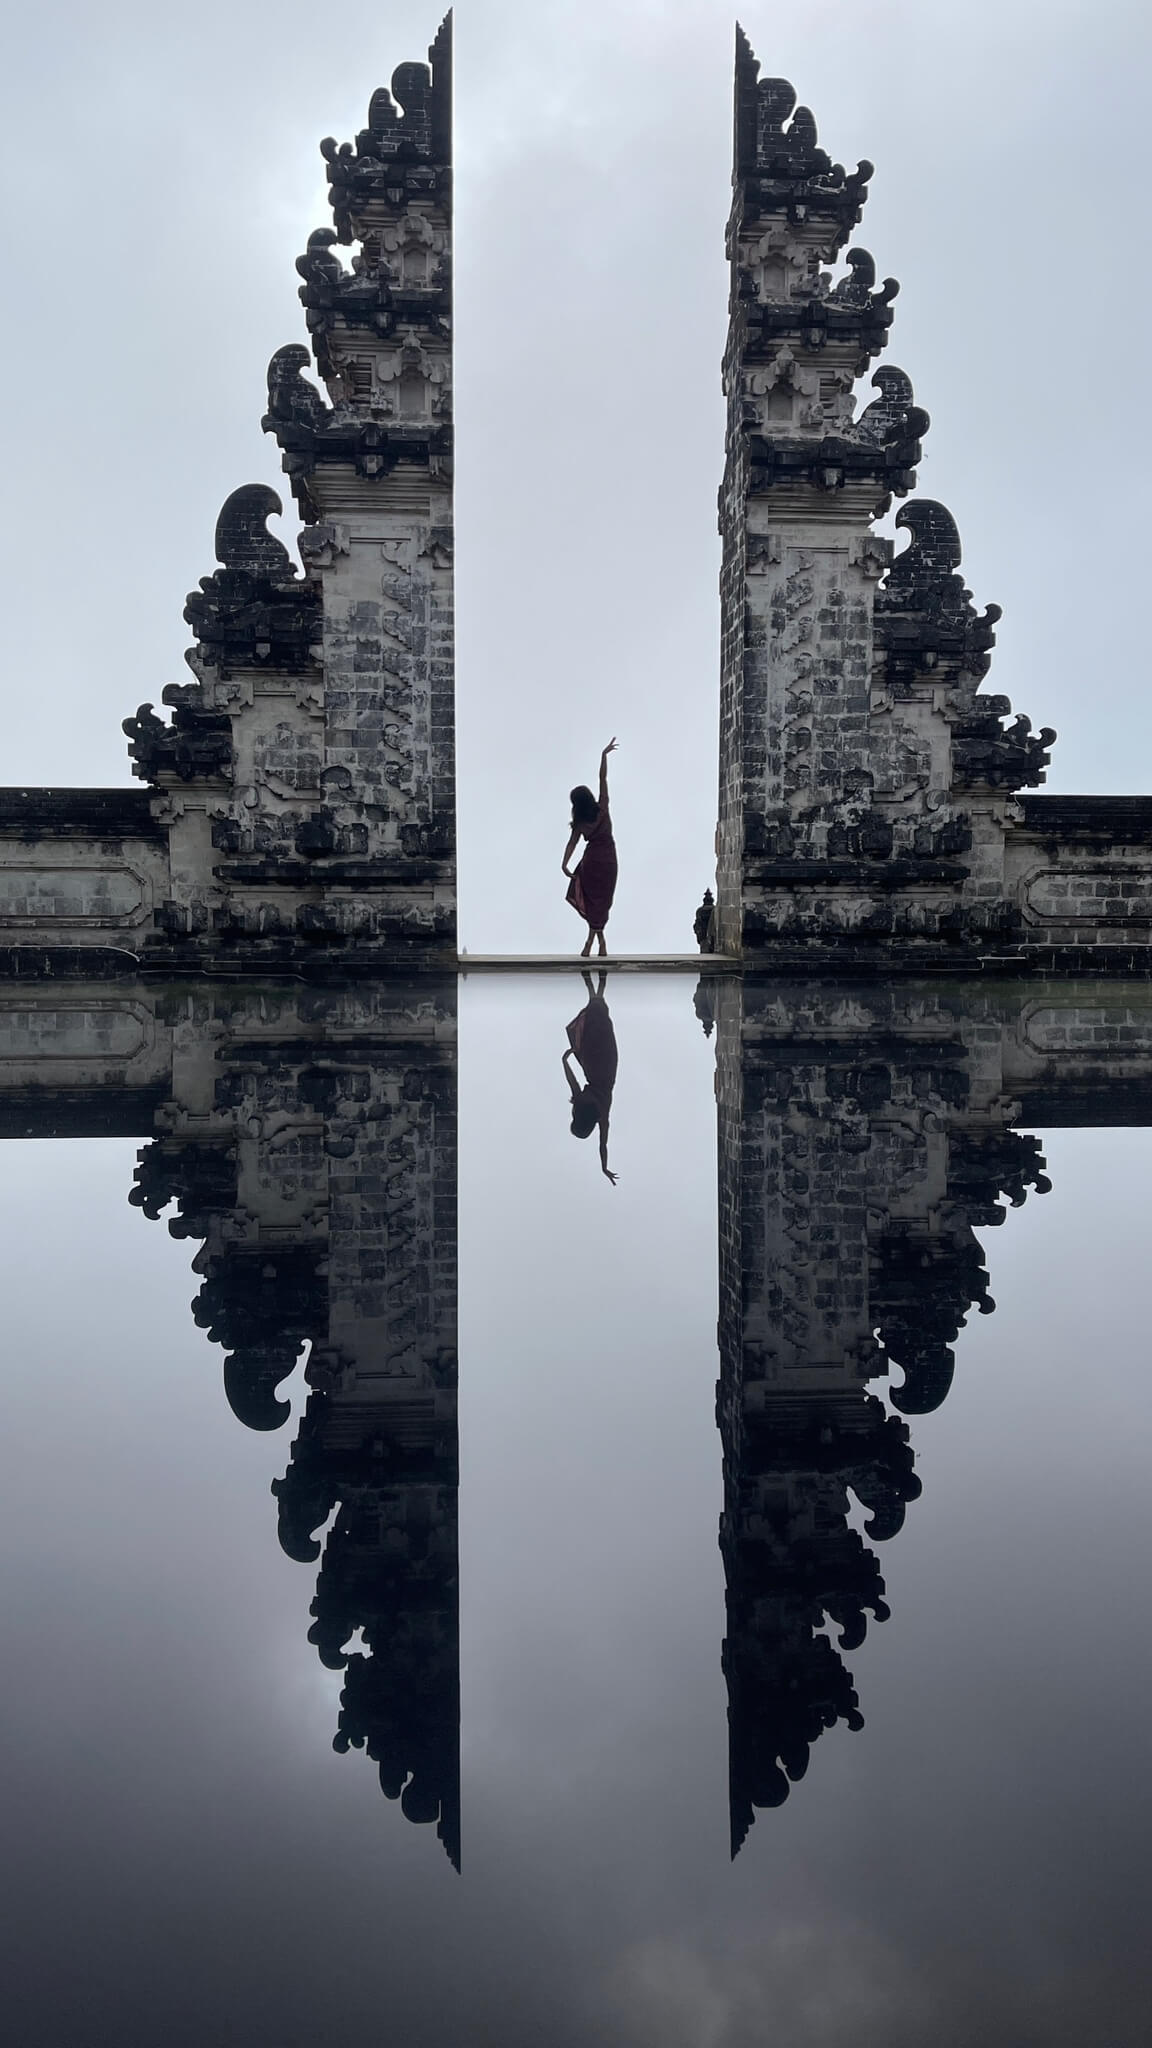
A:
701,976,1152,1850
0,979,460,1866
5,973,1152,1864
3,0,1152,1885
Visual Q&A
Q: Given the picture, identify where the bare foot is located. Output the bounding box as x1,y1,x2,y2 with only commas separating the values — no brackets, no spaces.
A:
580,936,593,958
596,933,608,957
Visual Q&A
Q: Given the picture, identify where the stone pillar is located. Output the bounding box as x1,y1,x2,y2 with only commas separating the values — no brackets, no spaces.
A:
712,30,1054,967
118,15,456,972
266,12,455,957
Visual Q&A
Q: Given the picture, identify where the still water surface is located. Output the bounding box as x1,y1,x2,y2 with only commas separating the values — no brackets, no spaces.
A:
0,973,1148,2046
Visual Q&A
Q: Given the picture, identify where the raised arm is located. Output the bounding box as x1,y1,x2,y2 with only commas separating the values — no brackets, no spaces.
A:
598,736,618,810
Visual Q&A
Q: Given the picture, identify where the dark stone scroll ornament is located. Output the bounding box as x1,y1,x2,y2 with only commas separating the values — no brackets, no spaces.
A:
129,1137,322,1431
724,1406,909,1851
122,698,233,785
733,38,873,240
128,1137,236,1241
853,367,930,464
296,228,396,381
123,483,322,787
731,1121,1047,1833
265,21,453,527
747,268,899,372
872,1129,1050,1414
874,499,1056,786
298,1453,461,1870
335,1628,461,1872
746,374,922,505
264,344,331,435
874,500,1000,687
183,483,321,677
262,339,451,521
191,1250,325,1433
125,997,460,1864
715,995,1053,1849
829,247,898,312
748,364,928,501
268,1359,462,1869
952,701,1057,792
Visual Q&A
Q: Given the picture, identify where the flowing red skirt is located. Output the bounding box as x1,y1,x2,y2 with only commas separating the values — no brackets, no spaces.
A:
566,829,618,929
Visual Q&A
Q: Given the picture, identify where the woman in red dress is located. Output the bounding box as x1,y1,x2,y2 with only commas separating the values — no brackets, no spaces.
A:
562,738,618,958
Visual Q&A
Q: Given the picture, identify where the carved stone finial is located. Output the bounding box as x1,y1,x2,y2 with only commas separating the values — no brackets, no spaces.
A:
263,344,329,433
873,498,1056,786
295,227,343,303
321,12,452,243
213,483,294,579
182,483,320,679
875,498,1001,683
854,366,930,459
296,227,396,380
733,30,871,246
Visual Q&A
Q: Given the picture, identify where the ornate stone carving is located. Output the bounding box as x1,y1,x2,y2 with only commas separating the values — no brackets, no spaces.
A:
263,340,452,520
122,699,233,785
712,28,1077,960
714,985,1052,1846
183,484,321,677
733,41,873,247
829,247,898,311
952,703,1057,790
297,229,397,381
320,14,453,243
874,499,1000,686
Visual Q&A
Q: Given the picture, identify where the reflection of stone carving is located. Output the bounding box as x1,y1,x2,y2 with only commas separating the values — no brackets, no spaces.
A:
7,972,1152,1870
710,979,1083,1850
123,981,461,1864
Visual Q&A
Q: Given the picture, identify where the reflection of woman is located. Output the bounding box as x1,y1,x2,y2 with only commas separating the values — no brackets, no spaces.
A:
563,971,619,1185
562,738,618,959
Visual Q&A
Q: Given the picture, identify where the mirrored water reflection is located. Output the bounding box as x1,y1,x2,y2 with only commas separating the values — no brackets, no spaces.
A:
1,973,1150,2045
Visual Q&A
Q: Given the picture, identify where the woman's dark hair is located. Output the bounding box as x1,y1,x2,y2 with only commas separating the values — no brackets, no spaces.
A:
570,784,598,827
570,1089,599,1140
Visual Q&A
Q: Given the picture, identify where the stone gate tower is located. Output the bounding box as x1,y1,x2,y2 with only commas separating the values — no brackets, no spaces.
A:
0,16,455,974
711,27,1152,972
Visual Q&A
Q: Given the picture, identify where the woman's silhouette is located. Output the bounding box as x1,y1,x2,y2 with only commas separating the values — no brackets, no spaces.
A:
562,738,618,958
563,971,619,1185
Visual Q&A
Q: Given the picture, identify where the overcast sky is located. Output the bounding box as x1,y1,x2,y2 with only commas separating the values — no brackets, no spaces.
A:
2,0,1148,951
